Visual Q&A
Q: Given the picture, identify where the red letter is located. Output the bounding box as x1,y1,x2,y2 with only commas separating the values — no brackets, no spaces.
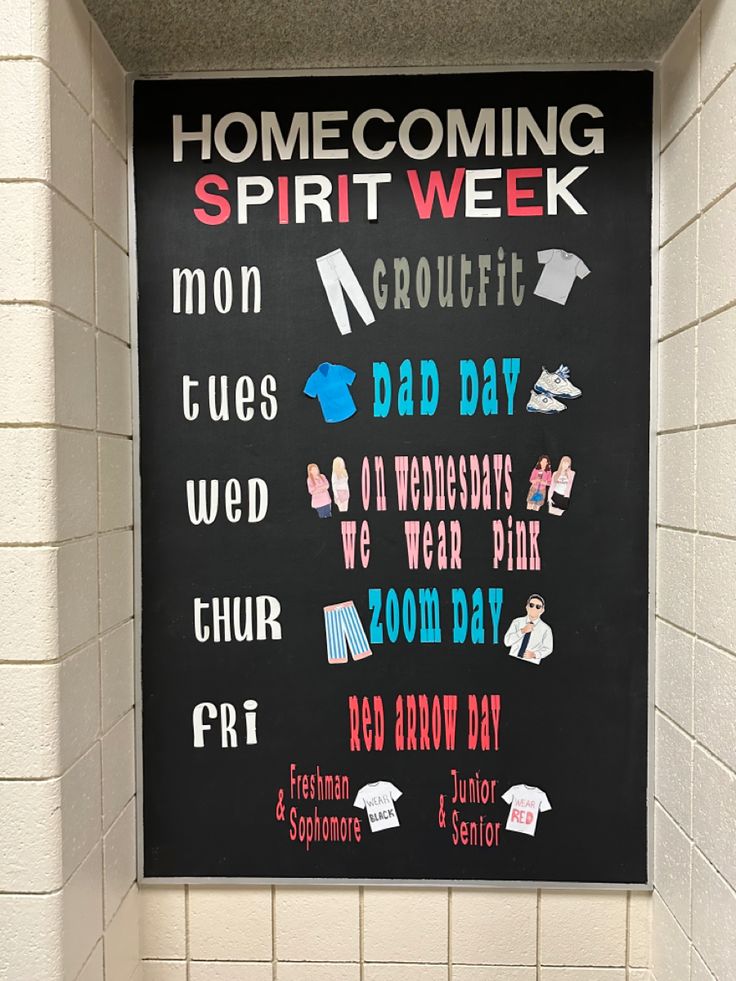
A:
193,174,231,225
407,168,465,219
506,168,543,217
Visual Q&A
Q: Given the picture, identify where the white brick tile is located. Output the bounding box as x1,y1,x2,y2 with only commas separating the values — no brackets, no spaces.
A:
653,802,692,932
700,68,736,210
0,777,62,891
99,435,133,531
655,529,693,631
50,69,93,215
692,847,736,980
701,0,736,99
693,745,736,892
48,0,92,111
0,305,55,424
58,536,98,654
99,530,134,631
0,428,57,542
699,189,736,319
142,963,187,981
139,885,186,960
0,60,50,180
691,947,716,980
696,425,736,535
660,10,700,147
92,25,127,156
452,889,537,964
77,941,104,981
452,969,536,981
658,327,696,431
94,124,128,248
59,640,100,770
96,230,130,342
694,640,736,771
57,428,98,540
0,546,61,661
276,966,358,981
51,188,95,322
363,888,447,963
657,430,695,528
540,971,625,980
655,619,694,733
189,886,272,960
539,891,626,966
0,182,52,302
55,312,97,429
697,307,736,425
63,844,104,980
275,886,359,961
97,332,132,435
366,967,447,981
0,891,63,979
0,0,45,57
658,225,698,337
628,972,651,981
651,891,689,981
189,964,272,981
104,885,140,981
104,799,137,926
102,709,135,830
694,536,736,651
61,743,101,884
655,711,693,833
101,619,135,732
0,661,60,776
660,114,699,243
628,891,652,967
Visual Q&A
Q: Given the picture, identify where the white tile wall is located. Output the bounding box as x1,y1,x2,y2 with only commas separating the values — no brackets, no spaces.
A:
652,6,736,981
0,3,136,979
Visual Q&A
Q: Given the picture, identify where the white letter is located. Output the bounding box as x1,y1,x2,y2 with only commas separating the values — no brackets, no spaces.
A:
399,109,444,160
214,112,258,162
192,702,217,746
173,115,212,162
247,477,269,522
183,375,199,420
193,598,210,642
465,169,502,217
225,478,242,522
294,175,332,223
516,106,558,155
352,172,391,220
261,111,308,160
313,110,349,159
352,109,396,160
173,268,205,314
213,267,233,313
547,166,588,215
236,177,274,223
560,105,604,155
256,595,282,639
447,108,496,157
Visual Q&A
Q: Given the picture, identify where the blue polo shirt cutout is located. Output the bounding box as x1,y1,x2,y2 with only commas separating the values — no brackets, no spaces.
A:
304,362,357,423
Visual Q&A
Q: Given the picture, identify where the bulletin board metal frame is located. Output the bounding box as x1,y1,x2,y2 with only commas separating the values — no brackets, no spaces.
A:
128,64,659,889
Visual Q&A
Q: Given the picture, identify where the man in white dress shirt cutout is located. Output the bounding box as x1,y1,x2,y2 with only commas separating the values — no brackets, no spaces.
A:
503,594,553,665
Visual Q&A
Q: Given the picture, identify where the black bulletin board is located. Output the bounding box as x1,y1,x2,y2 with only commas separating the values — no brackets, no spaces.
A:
133,70,653,884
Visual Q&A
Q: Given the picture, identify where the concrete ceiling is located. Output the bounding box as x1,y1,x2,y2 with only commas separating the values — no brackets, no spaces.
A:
87,0,696,74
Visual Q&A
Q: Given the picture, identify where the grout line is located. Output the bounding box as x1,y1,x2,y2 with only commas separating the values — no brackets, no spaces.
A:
271,884,277,981
536,887,541,980
359,884,365,981
625,890,631,979
447,887,452,981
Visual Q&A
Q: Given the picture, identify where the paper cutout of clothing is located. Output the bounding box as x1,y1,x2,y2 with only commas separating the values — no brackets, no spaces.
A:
534,249,590,305
304,362,357,423
354,781,403,832
502,784,551,836
316,248,376,335
324,601,372,664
